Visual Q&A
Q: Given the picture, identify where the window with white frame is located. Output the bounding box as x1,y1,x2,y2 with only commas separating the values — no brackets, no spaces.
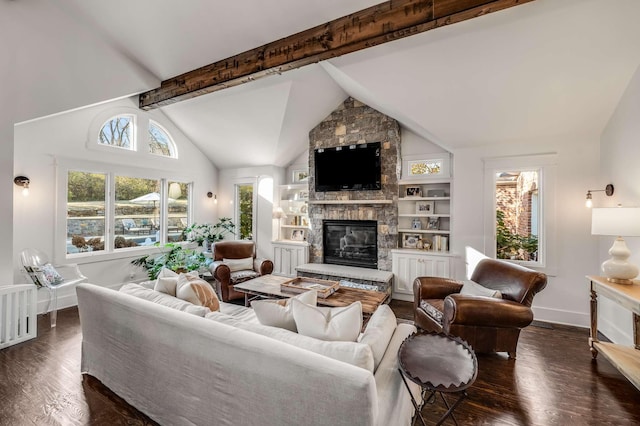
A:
64,166,191,257
98,115,135,150
484,154,557,269
236,183,255,240
148,120,177,158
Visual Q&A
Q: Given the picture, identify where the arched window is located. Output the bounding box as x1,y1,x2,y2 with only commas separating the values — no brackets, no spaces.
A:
98,115,134,150
148,120,177,158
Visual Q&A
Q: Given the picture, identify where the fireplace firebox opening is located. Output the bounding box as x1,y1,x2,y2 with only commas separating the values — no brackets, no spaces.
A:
323,220,378,269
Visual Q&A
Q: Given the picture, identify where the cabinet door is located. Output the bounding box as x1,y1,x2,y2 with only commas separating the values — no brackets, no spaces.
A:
393,254,451,300
273,244,309,277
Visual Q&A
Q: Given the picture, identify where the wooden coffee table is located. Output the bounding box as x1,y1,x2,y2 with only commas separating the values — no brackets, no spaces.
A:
232,274,389,315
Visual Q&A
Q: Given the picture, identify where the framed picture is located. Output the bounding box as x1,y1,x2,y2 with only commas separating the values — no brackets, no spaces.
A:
405,186,422,197
427,217,440,230
415,201,434,215
402,233,421,248
291,229,305,241
292,169,309,183
402,153,451,180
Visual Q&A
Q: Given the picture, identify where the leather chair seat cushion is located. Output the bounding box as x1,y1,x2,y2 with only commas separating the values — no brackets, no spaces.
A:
419,299,445,324
230,270,260,285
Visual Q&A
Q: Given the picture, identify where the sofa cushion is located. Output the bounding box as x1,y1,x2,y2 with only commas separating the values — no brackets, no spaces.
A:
206,311,374,372
292,299,362,342
176,273,220,312
251,291,317,332
223,257,254,272
358,304,397,371
119,283,210,316
219,302,259,323
460,280,502,298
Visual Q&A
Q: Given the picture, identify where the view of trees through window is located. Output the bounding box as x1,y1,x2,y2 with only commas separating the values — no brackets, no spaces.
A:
495,170,539,262
237,184,254,240
148,120,175,157
98,115,133,149
67,171,190,255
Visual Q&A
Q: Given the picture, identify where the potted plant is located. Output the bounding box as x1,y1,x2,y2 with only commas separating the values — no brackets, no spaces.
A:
131,244,211,280
183,217,236,248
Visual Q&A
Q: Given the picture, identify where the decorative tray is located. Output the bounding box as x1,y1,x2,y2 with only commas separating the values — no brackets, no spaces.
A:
280,277,340,299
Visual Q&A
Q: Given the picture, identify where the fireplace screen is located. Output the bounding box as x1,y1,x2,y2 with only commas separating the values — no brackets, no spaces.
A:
323,220,378,269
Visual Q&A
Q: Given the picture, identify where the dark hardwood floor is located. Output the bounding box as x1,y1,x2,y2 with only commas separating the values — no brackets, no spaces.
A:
1,301,639,425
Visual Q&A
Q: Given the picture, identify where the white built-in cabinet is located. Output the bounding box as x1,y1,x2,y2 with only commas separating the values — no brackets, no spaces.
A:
272,241,309,277
392,249,454,301
273,182,309,277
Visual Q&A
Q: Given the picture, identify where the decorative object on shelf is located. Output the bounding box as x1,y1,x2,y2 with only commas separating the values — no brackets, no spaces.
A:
591,207,640,284
403,233,421,248
298,190,309,200
416,201,434,214
427,189,446,197
300,204,308,214
272,207,287,241
411,218,422,230
585,184,614,208
292,229,306,241
427,217,440,230
292,169,309,183
405,186,422,197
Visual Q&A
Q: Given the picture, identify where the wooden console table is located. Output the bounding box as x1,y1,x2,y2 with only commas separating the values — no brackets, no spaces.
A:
588,275,640,390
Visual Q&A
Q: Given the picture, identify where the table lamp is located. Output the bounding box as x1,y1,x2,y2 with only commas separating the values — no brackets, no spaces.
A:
591,207,640,284
272,207,287,240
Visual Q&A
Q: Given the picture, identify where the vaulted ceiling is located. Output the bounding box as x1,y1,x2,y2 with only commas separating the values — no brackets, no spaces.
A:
14,0,640,169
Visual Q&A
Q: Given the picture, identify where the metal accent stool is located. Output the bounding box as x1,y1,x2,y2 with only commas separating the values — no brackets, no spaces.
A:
398,332,478,426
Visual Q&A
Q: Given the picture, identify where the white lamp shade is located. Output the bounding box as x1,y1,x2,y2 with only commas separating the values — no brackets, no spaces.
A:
272,207,287,219
591,207,640,237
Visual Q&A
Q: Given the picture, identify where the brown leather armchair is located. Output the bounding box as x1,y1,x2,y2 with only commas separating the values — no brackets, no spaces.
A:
413,258,547,359
209,241,273,302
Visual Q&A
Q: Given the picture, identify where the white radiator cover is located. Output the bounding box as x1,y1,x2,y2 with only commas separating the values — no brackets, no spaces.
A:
0,284,38,349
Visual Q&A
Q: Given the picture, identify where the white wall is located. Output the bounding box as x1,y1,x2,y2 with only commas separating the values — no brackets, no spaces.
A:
13,97,218,312
452,135,601,327
599,64,640,344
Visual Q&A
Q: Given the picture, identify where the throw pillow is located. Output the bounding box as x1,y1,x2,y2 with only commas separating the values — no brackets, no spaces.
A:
154,276,178,296
222,257,254,272
292,299,362,342
41,263,64,285
176,273,220,312
206,311,375,372
460,280,502,298
251,290,318,332
358,304,397,371
119,283,210,316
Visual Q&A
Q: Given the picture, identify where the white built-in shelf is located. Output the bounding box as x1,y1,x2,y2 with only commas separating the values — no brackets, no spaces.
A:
398,197,450,202
281,225,310,229
309,200,393,205
398,228,450,234
398,214,451,218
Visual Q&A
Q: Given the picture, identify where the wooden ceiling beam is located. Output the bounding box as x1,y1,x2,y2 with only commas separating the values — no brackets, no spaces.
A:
139,0,535,110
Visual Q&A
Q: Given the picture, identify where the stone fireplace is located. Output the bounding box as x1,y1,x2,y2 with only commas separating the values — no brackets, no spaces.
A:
307,97,401,271
323,220,378,269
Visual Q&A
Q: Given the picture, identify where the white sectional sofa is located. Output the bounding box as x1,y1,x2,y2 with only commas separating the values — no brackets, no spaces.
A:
76,282,421,426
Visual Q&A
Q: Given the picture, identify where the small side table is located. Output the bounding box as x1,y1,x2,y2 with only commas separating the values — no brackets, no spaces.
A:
398,332,478,426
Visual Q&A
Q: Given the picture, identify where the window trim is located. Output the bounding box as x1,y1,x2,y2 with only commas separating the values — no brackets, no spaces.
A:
483,153,557,273
55,157,193,264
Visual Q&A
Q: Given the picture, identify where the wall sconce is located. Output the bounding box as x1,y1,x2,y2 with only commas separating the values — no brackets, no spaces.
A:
585,184,614,208
14,176,30,197
207,192,217,204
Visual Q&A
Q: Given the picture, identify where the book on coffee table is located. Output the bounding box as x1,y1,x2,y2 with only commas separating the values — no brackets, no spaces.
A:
280,277,340,299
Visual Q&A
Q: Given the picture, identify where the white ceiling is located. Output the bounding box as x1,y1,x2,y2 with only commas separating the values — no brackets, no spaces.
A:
30,0,640,168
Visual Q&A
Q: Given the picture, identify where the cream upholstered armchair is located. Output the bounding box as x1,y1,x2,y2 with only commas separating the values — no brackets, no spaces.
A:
208,241,273,302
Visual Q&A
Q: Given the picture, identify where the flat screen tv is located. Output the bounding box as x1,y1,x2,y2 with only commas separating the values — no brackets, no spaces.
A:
314,142,381,192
